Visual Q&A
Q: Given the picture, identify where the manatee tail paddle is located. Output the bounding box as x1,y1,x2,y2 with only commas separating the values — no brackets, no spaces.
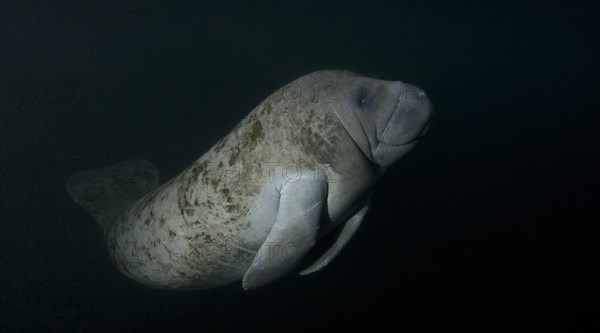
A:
66,159,159,229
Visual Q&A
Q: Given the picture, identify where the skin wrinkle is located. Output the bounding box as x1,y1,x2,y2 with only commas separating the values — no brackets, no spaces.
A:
379,83,405,145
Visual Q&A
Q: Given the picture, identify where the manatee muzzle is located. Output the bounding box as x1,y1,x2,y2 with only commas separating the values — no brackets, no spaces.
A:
373,83,433,166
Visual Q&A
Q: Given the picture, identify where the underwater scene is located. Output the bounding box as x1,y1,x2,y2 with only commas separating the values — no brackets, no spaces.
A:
1,1,599,331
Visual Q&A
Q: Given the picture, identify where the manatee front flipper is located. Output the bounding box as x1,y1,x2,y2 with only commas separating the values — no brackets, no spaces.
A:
300,194,371,275
66,159,159,229
242,174,327,290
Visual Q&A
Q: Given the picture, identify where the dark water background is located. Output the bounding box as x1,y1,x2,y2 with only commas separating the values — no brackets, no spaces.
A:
1,1,599,331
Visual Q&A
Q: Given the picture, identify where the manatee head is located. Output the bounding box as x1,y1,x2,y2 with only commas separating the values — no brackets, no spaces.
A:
297,70,434,167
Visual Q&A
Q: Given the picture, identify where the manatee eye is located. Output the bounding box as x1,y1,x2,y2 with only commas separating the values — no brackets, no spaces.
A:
357,90,372,109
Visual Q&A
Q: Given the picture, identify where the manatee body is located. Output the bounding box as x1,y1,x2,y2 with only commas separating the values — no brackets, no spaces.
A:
66,70,433,290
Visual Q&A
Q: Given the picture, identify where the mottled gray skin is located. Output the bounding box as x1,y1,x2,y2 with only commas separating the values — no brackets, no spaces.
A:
67,70,433,290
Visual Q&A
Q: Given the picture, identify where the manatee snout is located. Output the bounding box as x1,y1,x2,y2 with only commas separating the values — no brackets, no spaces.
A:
373,82,433,166
384,83,433,145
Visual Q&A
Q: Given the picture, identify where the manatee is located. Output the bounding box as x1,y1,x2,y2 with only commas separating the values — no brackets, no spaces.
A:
66,70,433,290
